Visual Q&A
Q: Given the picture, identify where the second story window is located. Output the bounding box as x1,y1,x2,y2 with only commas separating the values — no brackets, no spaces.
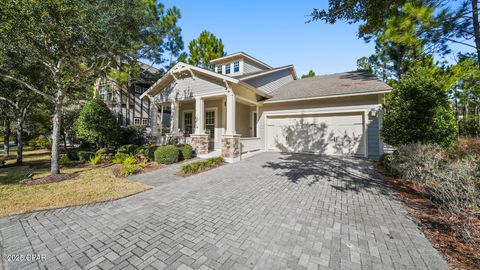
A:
216,65,222,74
225,63,231,74
234,61,240,72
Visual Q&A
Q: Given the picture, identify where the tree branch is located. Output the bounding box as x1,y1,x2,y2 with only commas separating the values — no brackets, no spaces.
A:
0,74,51,101
443,38,477,49
0,96,18,109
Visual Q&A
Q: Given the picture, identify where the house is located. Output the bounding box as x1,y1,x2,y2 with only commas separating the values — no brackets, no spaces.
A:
140,52,391,162
95,62,170,134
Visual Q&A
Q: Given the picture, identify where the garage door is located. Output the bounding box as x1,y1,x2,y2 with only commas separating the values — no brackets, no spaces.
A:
266,112,365,156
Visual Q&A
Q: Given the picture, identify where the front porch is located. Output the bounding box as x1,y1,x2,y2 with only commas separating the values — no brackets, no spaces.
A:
154,93,262,162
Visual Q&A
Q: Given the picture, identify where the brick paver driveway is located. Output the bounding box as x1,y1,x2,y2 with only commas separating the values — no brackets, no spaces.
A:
0,153,448,270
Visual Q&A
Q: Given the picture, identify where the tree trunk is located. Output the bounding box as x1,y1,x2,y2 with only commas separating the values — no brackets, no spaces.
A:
117,83,123,126
472,0,480,68
16,118,23,165
3,116,10,158
50,90,65,174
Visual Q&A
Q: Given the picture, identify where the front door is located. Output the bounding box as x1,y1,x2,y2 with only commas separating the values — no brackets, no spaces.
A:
205,110,215,150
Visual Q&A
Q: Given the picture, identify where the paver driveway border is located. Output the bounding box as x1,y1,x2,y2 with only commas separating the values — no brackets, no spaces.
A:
0,152,449,270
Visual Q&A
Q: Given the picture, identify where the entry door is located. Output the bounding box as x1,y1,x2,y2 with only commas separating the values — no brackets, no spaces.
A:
205,111,215,150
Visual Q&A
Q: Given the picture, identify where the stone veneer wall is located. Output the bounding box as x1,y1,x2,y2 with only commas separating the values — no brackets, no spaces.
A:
221,135,241,159
190,134,209,155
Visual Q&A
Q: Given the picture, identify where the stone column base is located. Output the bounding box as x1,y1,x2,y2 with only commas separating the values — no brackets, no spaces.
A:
190,134,209,155
221,134,241,163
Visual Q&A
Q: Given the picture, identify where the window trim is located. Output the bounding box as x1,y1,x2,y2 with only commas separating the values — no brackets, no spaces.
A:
225,63,231,74
204,107,217,139
216,65,223,74
134,117,141,125
233,61,240,73
141,118,150,126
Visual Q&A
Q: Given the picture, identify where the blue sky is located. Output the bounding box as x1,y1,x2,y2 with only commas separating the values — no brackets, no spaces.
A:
161,0,473,76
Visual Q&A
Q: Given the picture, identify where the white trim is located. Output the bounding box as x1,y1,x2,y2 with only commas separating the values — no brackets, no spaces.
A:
210,52,273,69
363,110,368,158
261,90,392,104
236,95,259,105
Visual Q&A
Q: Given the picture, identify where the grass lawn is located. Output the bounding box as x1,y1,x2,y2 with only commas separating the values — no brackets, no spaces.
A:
0,146,151,217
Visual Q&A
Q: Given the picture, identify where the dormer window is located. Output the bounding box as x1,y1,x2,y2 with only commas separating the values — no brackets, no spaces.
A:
233,61,240,72
225,63,231,74
216,65,222,74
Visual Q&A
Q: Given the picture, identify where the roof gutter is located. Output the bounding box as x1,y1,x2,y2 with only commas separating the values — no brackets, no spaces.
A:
261,89,392,104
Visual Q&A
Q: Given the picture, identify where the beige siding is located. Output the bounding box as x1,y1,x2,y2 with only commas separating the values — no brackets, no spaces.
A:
162,74,226,101
235,102,252,137
244,69,294,94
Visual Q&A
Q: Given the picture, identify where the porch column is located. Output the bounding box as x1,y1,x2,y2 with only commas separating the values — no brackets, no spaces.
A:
191,97,208,155
149,97,157,142
170,100,179,134
194,97,205,134
222,91,241,163
225,91,236,135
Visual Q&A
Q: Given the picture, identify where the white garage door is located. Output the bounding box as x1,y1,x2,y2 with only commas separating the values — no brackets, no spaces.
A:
266,112,365,156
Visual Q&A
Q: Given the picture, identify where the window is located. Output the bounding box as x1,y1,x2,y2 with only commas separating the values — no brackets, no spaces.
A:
233,61,240,72
142,118,149,126
183,112,193,135
216,65,222,74
135,85,146,94
134,118,140,125
205,111,215,139
225,63,231,74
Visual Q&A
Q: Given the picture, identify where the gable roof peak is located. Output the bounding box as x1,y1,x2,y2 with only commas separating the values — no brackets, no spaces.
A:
210,52,272,69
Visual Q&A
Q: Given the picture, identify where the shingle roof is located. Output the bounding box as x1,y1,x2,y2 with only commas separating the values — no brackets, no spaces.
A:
266,70,391,102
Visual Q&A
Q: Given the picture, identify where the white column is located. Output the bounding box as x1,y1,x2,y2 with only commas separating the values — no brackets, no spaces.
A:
225,91,236,135
170,101,179,134
256,104,260,138
194,97,205,134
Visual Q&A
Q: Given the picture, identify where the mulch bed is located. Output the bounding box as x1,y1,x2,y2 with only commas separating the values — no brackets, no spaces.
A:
23,172,79,186
374,162,480,270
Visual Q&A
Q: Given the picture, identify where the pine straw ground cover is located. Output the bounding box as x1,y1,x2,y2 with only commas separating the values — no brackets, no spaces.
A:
0,147,151,217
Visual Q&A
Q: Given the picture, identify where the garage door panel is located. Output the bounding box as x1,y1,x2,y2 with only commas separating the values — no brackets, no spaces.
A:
266,113,365,156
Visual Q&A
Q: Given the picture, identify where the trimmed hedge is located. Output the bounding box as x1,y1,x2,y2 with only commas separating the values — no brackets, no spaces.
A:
154,145,179,164
177,144,193,160
180,157,224,175
77,151,95,162
28,137,52,149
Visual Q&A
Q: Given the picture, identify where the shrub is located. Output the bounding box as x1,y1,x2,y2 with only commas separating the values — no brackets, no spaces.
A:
116,144,138,155
89,154,102,165
66,151,79,161
28,137,52,149
96,148,115,156
134,145,156,161
77,151,95,162
380,142,480,241
120,164,138,176
381,66,458,147
122,155,137,166
112,153,130,164
119,125,147,146
154,145,179,164
138,158,148,168
180,157,224,175
59,154,71,165
177,144,193,160
73,98,120,147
